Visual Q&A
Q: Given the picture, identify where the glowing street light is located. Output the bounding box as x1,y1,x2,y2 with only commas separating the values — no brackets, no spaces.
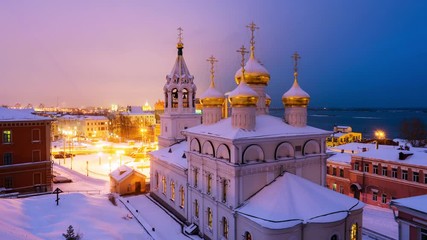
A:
375,130,386,140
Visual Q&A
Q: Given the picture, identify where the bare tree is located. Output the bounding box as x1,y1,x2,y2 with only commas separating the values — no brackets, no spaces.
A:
400,118,427,147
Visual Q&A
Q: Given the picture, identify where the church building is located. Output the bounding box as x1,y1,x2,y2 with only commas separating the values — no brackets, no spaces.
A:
150,24,364,240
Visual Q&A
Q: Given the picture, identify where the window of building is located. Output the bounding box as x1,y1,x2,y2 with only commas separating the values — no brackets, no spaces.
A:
162,176,166,194
413,172,420,182
364,163,369,173
372,192,378,201
402,170,408,180
3,130,12,143
32,129,41,142
172,88,179,108
207,207,213,229
373,165,378,174
207,174,212,195
194,168,198,188
3,152,12,165
194,200,199,218
392,168,397,178
327,166,330,175
339,185,344,194
332,183,337,191
32,150,41,162
354,162,359,171
222,179,227,203
382,194,387,204
244,232,252,240
222,217,228,239
332,167,337,176
425,174,427,184
339,169,344,177
155,172,159,189
382,167,387,177
33,172,42,185
5,176,13,188
180,186,185,208
350,223,358,240
331,234,338,240
170,181,175,201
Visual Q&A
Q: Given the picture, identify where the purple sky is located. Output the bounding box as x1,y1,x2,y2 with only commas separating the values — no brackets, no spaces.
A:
1,1,426,108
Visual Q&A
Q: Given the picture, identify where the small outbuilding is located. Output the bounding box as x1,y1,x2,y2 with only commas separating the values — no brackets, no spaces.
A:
109,165,146,195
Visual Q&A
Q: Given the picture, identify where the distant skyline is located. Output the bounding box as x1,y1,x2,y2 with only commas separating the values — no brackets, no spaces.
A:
1,1,426,108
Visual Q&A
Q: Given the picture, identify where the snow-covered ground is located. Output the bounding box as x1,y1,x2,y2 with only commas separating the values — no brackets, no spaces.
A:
363,204,398,239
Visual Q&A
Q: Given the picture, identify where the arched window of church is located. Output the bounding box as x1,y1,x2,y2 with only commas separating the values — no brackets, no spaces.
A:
207,174,212,195
172,88,179,108
155,172,159,189
192,92,196,108
170,181,175,201
179,186,185,208
331,234,338,240
194,168,198,188
244,231,252,240
165,92,168,108
222,179,227,203
182,88,189,108
162,176,166,194
350,223,358,240
207,207,213,229
303,140,321,155
222,217,229,239
194,199,199,218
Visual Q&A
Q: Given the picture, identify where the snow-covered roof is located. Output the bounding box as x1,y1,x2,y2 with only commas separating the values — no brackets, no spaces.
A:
236,173,363,229
391,194,427,214
149,141,188,169
329,142,380,154
0,107,52,122
355,146,427,167
109,165,143,182
327,152,352,164
58,115,108,121
184,114,330,140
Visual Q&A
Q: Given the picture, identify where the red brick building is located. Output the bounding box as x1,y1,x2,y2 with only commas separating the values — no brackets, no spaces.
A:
327,143,427,208
0,108,53,194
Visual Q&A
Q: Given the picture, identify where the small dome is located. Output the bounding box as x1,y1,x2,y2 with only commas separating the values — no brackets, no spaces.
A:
200,87,224,107
228,81,259,107
282,73,310,107
234,54,270,85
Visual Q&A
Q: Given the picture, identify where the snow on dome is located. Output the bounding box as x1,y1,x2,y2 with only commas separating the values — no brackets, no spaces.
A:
0,107,52,121
236,172,363,229
282,77,310,107
228,81,259,107
200,86,224,107
234,56,270,85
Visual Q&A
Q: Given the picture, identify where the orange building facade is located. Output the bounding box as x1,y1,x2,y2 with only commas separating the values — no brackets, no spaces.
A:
327,143,427,208
0,108,53,195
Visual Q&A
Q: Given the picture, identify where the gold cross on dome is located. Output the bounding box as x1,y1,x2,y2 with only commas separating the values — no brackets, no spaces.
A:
237,45,249,75
177,27,184,43
292,52,301,73
246,21,259,48
207,55,218,87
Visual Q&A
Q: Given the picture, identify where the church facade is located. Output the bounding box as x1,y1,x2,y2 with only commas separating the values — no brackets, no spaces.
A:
150,24,364,240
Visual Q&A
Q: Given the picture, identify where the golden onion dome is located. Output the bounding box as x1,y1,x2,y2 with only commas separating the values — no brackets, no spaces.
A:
200,86,224,107
282,72,310,107
228,81,259,107
234,52,270,85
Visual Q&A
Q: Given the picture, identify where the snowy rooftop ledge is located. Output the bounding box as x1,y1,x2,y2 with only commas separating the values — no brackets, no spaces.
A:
236,173,364,229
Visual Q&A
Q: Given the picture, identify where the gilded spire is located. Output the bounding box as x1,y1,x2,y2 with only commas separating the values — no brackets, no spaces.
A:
177,27,184,55
206,55,218,88
292,51,301,79
246,21,259,58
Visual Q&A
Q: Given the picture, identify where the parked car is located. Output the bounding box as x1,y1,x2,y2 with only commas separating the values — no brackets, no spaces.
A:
53,151,75,159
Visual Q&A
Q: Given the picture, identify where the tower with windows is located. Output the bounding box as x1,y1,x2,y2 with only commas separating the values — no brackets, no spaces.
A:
158,27,201,148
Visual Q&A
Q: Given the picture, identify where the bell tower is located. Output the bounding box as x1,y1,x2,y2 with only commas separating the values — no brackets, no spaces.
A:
158,27,201,148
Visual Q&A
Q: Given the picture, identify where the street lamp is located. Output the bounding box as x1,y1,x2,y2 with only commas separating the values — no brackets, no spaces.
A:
98,152,103,165
374,130,386,147
140,128,147,144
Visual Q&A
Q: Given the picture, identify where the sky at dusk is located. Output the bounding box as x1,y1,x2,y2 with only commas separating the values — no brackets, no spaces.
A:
0,1,426,108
